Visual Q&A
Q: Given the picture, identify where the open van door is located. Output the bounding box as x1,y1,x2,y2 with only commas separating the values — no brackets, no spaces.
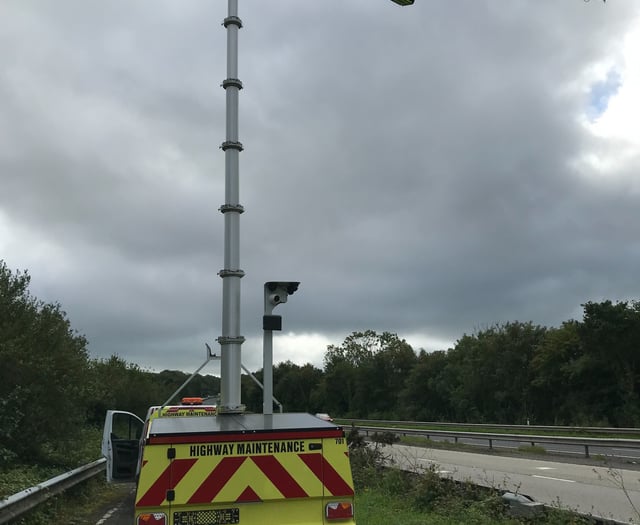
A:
102,410,144,483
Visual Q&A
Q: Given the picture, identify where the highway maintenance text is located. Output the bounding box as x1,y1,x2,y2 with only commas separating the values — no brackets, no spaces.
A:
189,440,306,457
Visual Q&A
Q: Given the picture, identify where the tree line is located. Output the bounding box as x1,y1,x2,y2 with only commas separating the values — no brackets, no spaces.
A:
2,260,639,469
255,301,640,429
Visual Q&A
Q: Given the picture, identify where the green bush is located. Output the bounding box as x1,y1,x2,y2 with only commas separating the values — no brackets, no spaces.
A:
0,464,63,499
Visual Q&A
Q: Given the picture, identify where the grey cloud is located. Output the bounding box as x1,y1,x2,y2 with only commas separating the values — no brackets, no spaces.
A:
1,0,639,374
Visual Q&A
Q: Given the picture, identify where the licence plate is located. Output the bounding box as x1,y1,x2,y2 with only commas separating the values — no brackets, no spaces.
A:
173,508,239,525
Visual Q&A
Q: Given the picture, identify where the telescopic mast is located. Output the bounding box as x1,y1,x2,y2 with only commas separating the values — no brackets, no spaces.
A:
218,0,244,413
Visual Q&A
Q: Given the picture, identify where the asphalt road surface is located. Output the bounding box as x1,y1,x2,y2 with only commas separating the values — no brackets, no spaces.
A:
91,483,135,525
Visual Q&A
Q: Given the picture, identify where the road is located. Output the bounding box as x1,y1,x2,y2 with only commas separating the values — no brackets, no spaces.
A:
388,443,640,524
90,483,135,525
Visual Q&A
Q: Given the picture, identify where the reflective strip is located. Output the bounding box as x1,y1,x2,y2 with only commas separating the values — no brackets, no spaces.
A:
135,438,354,508
236,486,261,502
251,455,308,498
188,456,247,504
299,454,355,496
136,458,197,506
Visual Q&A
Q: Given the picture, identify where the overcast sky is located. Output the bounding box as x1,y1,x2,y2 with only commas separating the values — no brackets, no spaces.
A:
2,0,639,376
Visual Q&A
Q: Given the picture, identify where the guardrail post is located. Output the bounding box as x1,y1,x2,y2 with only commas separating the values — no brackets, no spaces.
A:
489,438,493,449
584,445,590,458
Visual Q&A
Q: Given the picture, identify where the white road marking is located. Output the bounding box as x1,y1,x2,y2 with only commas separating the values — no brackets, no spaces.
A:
96,486,134,524
96,505,121,525
535,467,555,470
532,474,576,483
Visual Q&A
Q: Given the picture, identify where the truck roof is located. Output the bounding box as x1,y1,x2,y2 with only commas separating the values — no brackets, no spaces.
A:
147,412,344,444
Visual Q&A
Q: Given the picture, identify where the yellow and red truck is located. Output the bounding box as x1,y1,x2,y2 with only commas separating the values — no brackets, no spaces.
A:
102,399,356,525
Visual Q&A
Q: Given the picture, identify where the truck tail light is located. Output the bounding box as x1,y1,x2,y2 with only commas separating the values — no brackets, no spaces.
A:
326,501,354,520
137,513,167,525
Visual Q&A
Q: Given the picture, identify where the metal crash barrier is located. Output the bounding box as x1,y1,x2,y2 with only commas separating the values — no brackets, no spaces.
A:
0,458,106,524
